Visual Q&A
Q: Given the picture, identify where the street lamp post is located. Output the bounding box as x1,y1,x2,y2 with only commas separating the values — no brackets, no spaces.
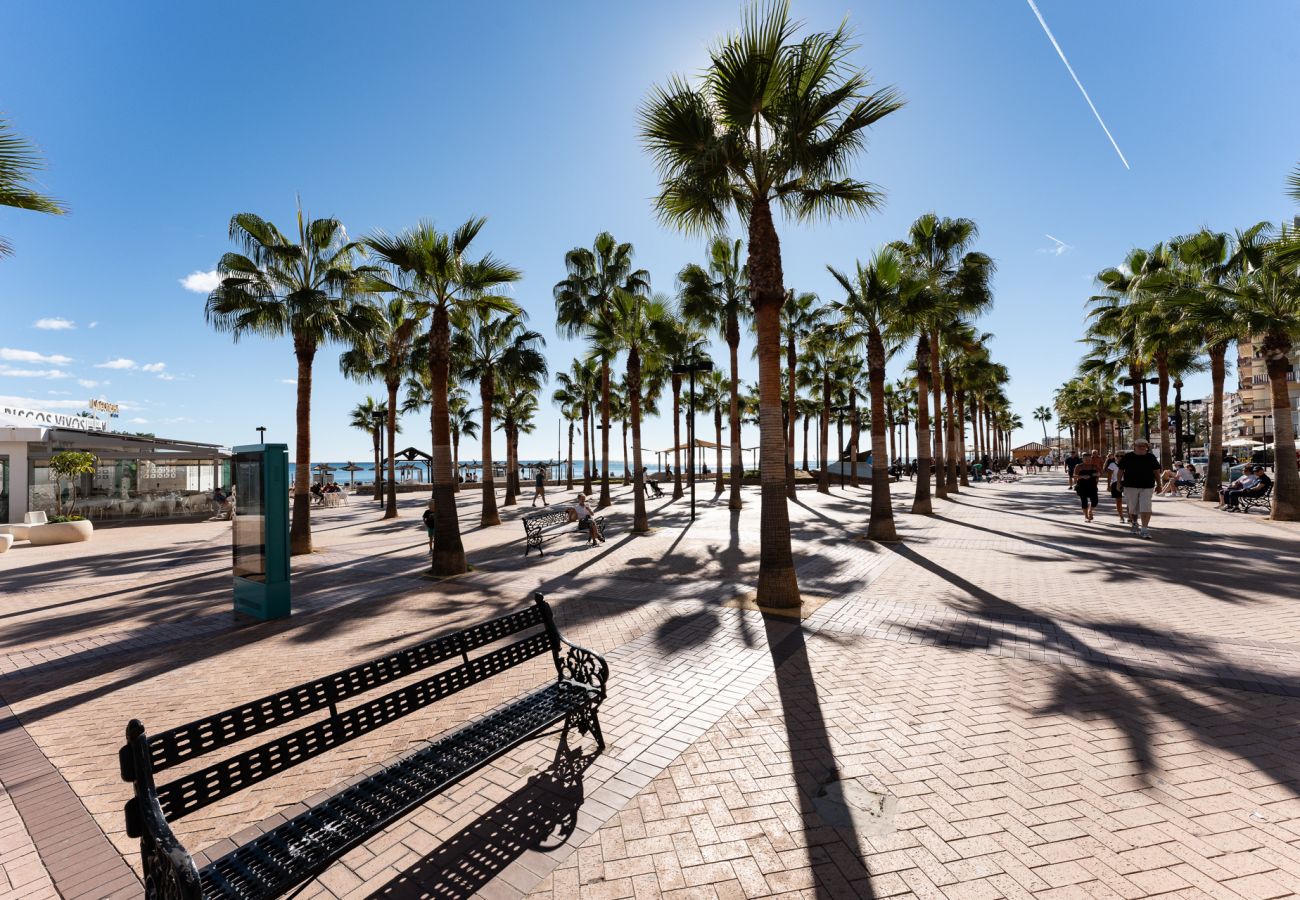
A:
671,358,713,521
1120,377,1160,442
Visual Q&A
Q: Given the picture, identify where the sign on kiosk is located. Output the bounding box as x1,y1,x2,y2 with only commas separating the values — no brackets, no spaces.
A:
232,443,290,620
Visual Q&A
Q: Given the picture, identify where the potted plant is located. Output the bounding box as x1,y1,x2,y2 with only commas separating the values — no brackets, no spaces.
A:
29,451,97,544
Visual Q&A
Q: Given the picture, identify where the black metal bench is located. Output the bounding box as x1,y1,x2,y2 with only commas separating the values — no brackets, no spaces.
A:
1177,477,1203,498
119,594,607,900
523,508,606,557
1238,484,1273,513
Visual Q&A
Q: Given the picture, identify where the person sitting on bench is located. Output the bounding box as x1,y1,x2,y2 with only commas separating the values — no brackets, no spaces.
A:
1218,468,1259,509
572,495,604,546
1224,467,1270,511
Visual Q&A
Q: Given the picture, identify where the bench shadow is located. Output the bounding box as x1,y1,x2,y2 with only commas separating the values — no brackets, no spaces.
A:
370,735,596,898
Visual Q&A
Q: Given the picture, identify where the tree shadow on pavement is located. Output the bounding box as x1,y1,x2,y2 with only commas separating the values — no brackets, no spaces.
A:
883,543,1300,798
762,615,877,899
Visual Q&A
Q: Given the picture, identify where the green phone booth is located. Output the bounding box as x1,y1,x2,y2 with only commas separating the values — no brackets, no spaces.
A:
232,443,290,620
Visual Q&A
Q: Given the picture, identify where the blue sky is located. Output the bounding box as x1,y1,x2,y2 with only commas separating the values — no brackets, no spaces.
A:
3,1,1298,461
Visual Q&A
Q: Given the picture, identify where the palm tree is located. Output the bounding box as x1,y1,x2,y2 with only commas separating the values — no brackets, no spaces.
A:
781,291,824,498
340,295,421,519
447,389,478,489
679,235,750,509
829,248,903,539
1217,249,1300,520
1172,224,1272,500
800,323,844,495
1032,405,1052,444
365,219,521,574
0,115,67,258
551,381,582,489
698,369,729,495
206,206,381,555
891,214,991,502
349,397,389,499
640,0,904,607
587,290,677,532
555,233,651,510
455,310,545,523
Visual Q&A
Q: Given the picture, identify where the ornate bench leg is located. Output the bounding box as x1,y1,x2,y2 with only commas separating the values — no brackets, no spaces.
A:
588,707,605,750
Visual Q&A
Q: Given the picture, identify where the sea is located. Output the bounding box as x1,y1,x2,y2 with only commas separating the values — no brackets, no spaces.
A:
291,460,665,486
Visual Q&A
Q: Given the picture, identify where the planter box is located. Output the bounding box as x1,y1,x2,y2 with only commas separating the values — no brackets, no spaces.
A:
28,520,94,545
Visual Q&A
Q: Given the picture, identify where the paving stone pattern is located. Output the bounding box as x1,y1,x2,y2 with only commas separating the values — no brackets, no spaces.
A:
0,478,1297,899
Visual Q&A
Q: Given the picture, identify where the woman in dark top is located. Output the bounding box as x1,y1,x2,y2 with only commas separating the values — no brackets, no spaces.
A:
1073,450,1103,522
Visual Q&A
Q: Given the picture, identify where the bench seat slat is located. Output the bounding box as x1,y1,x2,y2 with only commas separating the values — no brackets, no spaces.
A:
148,606,546,773
198,681,595,900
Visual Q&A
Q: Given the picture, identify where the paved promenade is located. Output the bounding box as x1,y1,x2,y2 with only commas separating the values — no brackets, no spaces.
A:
0,476,1297,899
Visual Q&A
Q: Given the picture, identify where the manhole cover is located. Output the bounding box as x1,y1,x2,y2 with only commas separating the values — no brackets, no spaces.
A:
812,777,897,837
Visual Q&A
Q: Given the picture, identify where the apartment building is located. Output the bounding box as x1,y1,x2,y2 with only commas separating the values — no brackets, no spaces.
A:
1236,338,1300,442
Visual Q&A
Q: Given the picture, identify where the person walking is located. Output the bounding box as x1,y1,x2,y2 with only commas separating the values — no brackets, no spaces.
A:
531,467,547,507
1117,438,1162,538
1104,452,1126,523
1073,451,1103,522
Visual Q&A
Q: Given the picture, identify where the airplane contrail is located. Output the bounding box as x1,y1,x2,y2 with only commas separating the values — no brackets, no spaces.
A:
1025,0,1130,170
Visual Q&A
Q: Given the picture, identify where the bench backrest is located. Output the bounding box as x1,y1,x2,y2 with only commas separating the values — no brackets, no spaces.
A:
121,597,560,833
524,511,571,532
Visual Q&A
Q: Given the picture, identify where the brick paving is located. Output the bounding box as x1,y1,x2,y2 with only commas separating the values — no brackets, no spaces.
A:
1,477,1298,898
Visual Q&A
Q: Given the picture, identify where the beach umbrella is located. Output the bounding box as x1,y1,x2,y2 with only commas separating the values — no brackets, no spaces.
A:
341,461,364,487
311,463,335,480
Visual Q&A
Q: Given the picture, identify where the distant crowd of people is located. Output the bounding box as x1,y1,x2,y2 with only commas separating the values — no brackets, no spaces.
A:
1062,440,1273,537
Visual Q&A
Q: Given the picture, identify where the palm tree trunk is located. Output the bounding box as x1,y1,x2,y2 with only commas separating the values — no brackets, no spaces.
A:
729,330,744,510
930,332,947,500
622,418,630,485
289,341,315,555
566,421,575,489
598,359,612,509
1130,362,1142,439
714,403,724,495
956,388,970,487
802,414,810,473
943,365,959,493
913,334,934,514
903,413,910,467
479,372,500,526
867,328,897,540
1264,336,1299,520
1204,343,1226,502
503,418,518,507
671,375,683,500
373,425,382,503
628,348,649,533
385,379,399,519
849,389,860,489
785,323,797,500
886,399,897,466
818,372,831,494
428,306,466,574
582,402,593,494
452,433,460,491
1156,352,1172,469
749,199,799,607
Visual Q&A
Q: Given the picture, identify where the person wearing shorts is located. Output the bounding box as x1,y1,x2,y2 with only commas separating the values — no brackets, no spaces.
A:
1104,453,1125,522
1073,451,1102,521
1117,439,1162,538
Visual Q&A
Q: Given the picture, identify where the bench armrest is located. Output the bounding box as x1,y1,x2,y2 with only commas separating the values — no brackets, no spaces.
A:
557,637,609,700
122,720,202,900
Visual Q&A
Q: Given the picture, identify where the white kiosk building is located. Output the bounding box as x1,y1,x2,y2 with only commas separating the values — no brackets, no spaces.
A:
1,404,229,524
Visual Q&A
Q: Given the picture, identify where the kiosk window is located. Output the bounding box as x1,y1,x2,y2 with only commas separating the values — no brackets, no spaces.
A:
233,453,265,581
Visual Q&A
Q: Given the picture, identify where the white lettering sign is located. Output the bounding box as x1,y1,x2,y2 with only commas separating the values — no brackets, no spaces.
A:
0,405,109,432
